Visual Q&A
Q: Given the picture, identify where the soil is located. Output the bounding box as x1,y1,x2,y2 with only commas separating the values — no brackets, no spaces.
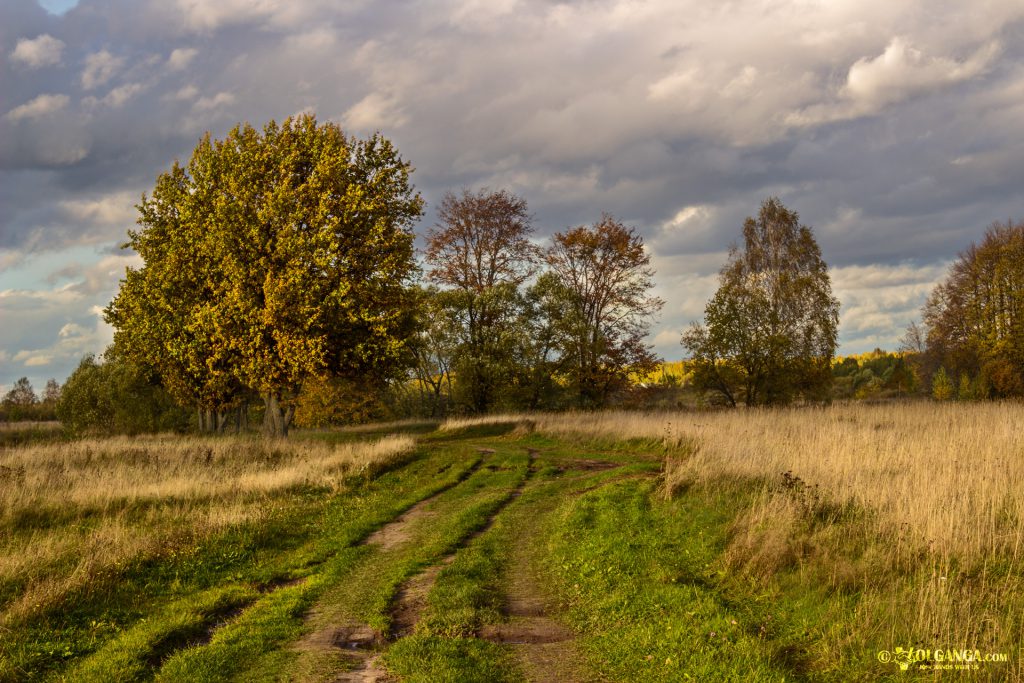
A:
364,500,438,550
296,447,595,682
388,560,448,638
479,522,590,683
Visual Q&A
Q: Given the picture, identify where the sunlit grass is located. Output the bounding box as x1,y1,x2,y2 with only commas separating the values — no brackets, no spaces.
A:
0,433,414,627
523,402,1024,675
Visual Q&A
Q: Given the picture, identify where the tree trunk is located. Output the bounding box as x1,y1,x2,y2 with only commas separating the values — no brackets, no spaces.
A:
235,403,247,434
262,393,291,438
198,407,217,433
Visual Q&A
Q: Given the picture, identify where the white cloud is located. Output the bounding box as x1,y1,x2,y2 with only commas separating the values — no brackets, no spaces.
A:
4,93,70,122
69,254,141,296
174,0,328,31
83,83,145,109
845,37,1000,109
58,323,88,338
831,261,948,347
40,145,90,166
81,50,125,90
167,47,198,70
58,191,138,230
166,84,199,101
448,0,520,32
788,38,1002,126
0,255,132,386
662,205,712,233
10,34,65,69
343,92,407,131
192,91,235,112
12,349,55,367
282,27,336,53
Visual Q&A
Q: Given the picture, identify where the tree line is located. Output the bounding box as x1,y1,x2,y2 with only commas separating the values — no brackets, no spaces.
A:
81,116,667,437
904,219,1024,399
0,377,61,422
32,115,1020,436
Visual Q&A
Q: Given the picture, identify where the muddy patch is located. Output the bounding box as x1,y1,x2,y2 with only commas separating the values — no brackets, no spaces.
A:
479,497,592,683
333,652,391,682
478,618,572,645
296,623,391,683
299,623,382,651
257,575,308,592
389,563,444,638
364,503,438,550
565,458,621,471
544,458,624,475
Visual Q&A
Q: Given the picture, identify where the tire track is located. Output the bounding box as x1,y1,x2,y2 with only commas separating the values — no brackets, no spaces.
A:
386,449,534,640
294,449,494,681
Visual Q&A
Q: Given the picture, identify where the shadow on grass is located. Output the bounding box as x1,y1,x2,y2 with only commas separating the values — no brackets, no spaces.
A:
297,420,441,444
430,422,521,440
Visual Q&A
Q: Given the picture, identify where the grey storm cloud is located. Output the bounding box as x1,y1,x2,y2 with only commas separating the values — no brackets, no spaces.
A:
2,0,1024,390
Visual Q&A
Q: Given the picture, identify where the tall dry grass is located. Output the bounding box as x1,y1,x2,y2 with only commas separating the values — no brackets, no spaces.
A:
0,433,413,625
529,403,1024,562
523,402,1024,670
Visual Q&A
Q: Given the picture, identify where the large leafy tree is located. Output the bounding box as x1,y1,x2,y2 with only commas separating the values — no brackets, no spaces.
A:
544,215,663,407
683,197,839,406
106,115,423,436
107,161,242,431
424,188,538,413
921,220,1024,396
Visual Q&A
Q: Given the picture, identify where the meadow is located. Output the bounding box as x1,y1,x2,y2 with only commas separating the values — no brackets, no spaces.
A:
0,403,1019,681
450,402,1024,678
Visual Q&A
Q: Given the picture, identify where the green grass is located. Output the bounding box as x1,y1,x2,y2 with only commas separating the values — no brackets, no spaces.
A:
543,478,798,681
384,439,663,682
4,443,477,682
149,444,505,681
382,635,518,683
7,420,1009,682
218,441,530,681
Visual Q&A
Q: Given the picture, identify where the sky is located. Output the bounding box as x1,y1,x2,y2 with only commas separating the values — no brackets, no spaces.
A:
2,0,1024,394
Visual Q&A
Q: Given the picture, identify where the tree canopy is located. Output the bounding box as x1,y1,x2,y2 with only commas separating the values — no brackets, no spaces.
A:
683,197,839,406
105,115,423,436
920,219,1024,397
544,215,663,407
424,188,538,413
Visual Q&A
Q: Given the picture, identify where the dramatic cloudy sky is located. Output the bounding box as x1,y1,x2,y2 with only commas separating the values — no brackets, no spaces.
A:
2,0,1024,392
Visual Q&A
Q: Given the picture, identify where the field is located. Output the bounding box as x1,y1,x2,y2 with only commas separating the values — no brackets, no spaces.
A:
0,403,1020,681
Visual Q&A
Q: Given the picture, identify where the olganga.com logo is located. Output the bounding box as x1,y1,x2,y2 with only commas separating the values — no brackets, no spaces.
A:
878,646,1009,672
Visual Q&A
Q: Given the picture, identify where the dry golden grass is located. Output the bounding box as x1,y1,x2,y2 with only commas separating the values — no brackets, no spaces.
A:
520,402,1024,668
0,433,413,625
530,402,1024,562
